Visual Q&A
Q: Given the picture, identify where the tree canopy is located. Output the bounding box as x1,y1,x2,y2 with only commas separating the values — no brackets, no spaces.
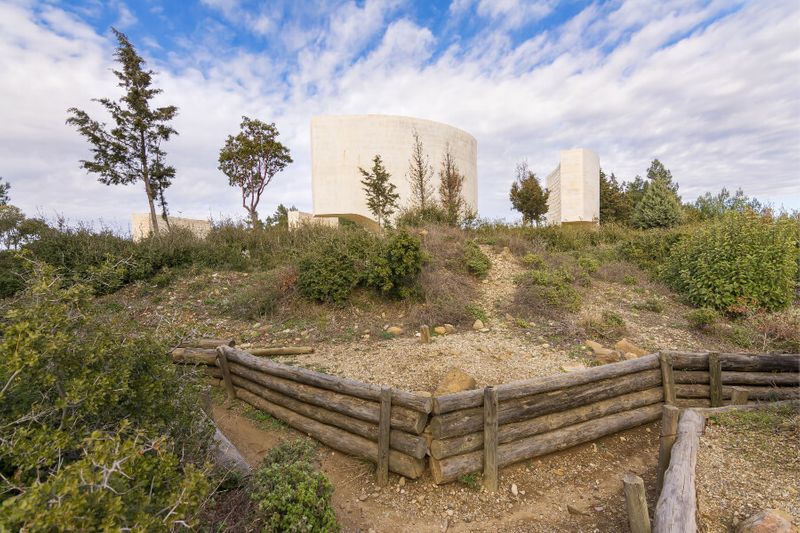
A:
599,169,632,224
360,155,399,229
631,176,683,228
438,145,466,226
0,178,9,205
509,161,549,226
407,130,435,211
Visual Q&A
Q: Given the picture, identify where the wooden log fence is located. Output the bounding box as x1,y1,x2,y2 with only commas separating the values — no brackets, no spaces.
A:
173,342,798,486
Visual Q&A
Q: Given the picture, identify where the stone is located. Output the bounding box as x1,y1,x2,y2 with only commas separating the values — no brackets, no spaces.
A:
736,510,797,533
591,348,621,364
614,338,648,357
434,326,447,335
358,493,368,501
622,352,639,361
511,484,519,497
398,477,406,487
444,324,456,334
386,326,403,336
567,504,590,516
585,340,604,352
435,368,477,395
561,363,587,373
473,319,484,331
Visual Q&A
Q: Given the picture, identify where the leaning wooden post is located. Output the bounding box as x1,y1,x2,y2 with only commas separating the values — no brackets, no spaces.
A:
215,346,237,404
656,405,680,495
731,387,749,405
708,353,722,407
419,325,431,344
376,387,392,486
483,386,499,492
623,472,652,533
659,353,676,405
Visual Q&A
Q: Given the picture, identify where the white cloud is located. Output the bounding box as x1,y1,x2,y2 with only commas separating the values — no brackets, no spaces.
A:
0,0,798,233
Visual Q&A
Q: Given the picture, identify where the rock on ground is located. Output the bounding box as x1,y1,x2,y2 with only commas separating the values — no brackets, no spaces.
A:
435,368,477,395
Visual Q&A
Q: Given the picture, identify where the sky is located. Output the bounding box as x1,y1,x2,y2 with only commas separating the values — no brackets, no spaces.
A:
1,0,798,232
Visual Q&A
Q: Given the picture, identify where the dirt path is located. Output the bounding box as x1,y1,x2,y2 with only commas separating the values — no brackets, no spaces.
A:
213,402,662,532
476,245,524,325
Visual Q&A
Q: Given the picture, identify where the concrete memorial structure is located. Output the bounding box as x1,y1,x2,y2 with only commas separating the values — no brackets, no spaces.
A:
309,115,478,229
545,148,600,226
131,213,212,242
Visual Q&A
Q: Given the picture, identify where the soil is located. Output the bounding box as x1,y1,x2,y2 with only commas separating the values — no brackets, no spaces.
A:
695,406,800,532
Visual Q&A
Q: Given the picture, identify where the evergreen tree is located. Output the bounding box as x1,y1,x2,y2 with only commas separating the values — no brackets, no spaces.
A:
692,187,762,220
646,158,679,194
406,130,435,210
438,145,465,226
631,177,683,229
67,28,178,234
599,169,632,224
0,177,9,205
509,161,549,226
360,155,399,229
625,175,647,208
264,204,297,228
218,117,293,229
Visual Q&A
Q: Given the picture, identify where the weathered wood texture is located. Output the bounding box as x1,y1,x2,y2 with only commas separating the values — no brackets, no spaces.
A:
624,472,652,533
180,338,235,349
656,405,680,495
215,345,237,401
248,346,315,356
660,353,676,405
172,347,217,365
483,387,498,492
430,404,662,484
430,387,663,459
708,353,722,407
234,388,426,479
377,388,392,486
226,361,428,434
666,352,800,372
674,370,800,386
675,384,799,401
654,409,705,533
212,369,427,458
222,346,431,414
430,369,661,439
433,354,659,414
730,387,748,405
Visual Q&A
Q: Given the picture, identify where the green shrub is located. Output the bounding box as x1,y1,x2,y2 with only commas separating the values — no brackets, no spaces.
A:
463,240,491,277
396,205,450,227
250,440,338,533
662,212,799,313
367,231,424,298
224,266,297,319
0,251,24,298
631,178,683,229
582,310,627,339
466,304,488,322
522,253,545,268
633,298,665,313
577,256,600,274
617,227,688,274
685,308,718,330
623,274,637,285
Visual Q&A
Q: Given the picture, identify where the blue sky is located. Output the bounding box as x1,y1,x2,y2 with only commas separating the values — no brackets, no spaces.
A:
1,0,798,231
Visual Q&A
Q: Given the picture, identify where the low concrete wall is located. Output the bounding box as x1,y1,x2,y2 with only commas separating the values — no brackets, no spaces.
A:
131,213,212,242
287,211,340,230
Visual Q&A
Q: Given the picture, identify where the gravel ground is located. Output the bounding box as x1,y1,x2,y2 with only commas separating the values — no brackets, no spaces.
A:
696,405,800,532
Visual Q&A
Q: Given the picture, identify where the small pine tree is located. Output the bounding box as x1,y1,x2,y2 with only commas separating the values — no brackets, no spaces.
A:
407,130,435,210
360,155,399,229
0,177,9,205
438,145,465,226
646,159,679,194
599,169,632,224
631,177,683,229
509,161,549,226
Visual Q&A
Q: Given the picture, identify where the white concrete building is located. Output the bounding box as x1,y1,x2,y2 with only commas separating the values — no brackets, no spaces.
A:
545,149,600,225
131,213,212,242
310,115,478,228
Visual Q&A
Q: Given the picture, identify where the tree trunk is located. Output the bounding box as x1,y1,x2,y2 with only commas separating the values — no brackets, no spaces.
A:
140,131,160,235
249,208,260,229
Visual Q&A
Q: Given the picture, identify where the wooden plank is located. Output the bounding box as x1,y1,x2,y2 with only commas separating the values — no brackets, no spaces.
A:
654,409,705,533
249,346,314,356
233,388,426,479
483,387,498,492
730,387,748,405
222,346,431,414
660,353,676,405
219,370,427,458
666,351,800,372
215,345,237,402
430,388,663,459
624,473,652,533
419,325,431,344
179,338,235,349
676,384,799,401
430,369,661,439
675,398,711,408
433,354,659,414
227,361,428,434
656,405,680,495
709,353,722,407
430,404,662,484
377,387,391,486
676,370,800,386
171,347,217,365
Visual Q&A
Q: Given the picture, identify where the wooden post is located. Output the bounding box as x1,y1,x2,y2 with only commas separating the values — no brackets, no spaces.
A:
376,387,392,486
483,386,499,492
420,325,431,344
708,353,722,407
215,345,237,404
623,472,652,533
656,405,680,495
659,353,676,405
731,387,749,405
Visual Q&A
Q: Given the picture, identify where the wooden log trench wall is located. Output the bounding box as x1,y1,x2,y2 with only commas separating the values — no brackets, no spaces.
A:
173,341,799,487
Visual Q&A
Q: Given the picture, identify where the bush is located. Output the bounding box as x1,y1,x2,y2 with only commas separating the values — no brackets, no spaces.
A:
250,440,338,533
522,253,545,268
367,231,424,298
633,297,665,313
577,256,600,274
617,227,688,274
463,240,491,277
631,178,683,229
685,308,718,330
224,266,297,319
662,212,799,313
582,310,627,339
396,205,450,227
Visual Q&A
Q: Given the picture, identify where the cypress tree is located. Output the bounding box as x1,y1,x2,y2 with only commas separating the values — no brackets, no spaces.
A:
360,155,399,229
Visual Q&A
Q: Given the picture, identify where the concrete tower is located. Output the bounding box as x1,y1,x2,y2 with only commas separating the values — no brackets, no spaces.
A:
545,148,600,225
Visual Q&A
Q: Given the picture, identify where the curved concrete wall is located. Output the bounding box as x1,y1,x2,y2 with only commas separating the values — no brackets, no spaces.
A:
311,115,477,227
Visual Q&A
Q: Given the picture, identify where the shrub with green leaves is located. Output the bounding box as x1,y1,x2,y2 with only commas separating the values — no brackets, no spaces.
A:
463,240,491,277
368,230,424,298
250,440,338,533
631,178,683,229
685,308,718,330
662,212,799,313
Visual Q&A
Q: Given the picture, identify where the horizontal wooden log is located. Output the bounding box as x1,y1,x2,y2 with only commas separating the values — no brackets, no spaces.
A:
433,354,659,414
654,409,705,533
665,352,800,372
234,388,425,479
222,346,431,414
226,371,427,458
674,398,711,408
248,346,315,356
430,403,662,484
180,338,235,349
228,362,428,435
430,369,661,439
172,347,217,365
430,387,663,459
675,384,799,401
675,370,799,386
